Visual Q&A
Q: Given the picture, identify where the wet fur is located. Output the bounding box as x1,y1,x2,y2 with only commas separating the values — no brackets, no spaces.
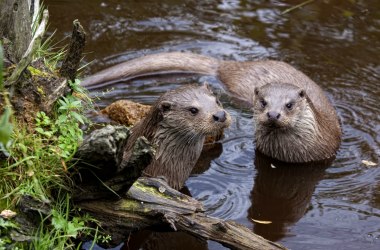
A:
121,85,231,189
83,52,341,163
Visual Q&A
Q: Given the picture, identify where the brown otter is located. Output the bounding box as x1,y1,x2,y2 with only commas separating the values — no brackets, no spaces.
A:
82,52,341,162
120,84,231,189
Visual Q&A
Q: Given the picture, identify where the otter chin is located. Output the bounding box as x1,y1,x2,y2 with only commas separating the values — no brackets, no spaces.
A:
121,84,231,190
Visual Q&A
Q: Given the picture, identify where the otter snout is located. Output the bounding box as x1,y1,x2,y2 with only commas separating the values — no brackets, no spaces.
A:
213,110,227,122
267,111,281,120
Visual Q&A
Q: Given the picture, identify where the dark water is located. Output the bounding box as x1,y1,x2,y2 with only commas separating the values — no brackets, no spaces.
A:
46,1,380,249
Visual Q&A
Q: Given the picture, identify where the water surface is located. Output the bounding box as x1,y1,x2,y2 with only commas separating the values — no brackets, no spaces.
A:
46,1,380,249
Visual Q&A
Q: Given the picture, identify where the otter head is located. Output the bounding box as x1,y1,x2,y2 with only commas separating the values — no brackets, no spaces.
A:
252,83,312,131
155,84,231,138
252,83,319,162
140,84,231,189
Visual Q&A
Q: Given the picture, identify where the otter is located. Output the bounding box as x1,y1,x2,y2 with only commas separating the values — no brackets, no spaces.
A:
82,52,341,162
120,84,231,189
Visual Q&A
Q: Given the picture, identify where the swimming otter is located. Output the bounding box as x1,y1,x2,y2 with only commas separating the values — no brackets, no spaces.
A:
120,84,231,189
82,52,341,162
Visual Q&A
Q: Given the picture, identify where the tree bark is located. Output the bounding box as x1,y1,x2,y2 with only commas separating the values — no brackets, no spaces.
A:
0,0,32,62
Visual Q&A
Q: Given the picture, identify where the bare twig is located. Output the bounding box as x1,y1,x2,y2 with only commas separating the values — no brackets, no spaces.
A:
282,0,315,15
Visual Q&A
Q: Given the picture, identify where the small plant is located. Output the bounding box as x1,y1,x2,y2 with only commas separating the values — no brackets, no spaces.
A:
35,85,90,161
32,194,97,250
1,78,91,204
97,234,112,244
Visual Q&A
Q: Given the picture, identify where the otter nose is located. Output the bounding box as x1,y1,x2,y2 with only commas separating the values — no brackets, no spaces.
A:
213,111,227,122
267,111,281,120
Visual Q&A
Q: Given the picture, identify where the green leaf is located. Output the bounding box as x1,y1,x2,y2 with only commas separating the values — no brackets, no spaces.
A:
35,127,53,138
57,114,67,124
51,210,66,231
0,108,13,147
71,100,82,107
71,111,84,124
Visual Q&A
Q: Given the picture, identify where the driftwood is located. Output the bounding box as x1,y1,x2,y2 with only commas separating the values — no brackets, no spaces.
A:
74,125,287,249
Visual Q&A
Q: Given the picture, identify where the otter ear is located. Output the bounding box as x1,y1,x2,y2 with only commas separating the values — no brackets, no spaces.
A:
159,101,173,112
298,89,305,98
201,82,213,92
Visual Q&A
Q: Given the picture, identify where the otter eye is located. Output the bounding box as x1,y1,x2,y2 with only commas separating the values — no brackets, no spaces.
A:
286,102,294,110
260,99,267,108
189,107,199,115
216,98,222,106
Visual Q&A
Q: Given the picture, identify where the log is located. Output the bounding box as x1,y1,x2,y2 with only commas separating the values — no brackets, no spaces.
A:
77,177,287,250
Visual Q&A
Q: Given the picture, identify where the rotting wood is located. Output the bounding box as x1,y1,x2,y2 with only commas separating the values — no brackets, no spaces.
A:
59,20,86,81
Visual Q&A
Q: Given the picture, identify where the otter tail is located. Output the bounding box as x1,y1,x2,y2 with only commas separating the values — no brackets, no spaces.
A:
81,52,219,87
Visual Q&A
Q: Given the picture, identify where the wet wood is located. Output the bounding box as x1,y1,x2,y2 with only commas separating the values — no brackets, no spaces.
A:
59,20,86,81
77,177,287,250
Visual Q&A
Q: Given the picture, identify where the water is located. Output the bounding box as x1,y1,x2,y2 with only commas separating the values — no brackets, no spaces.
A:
46,0,380,249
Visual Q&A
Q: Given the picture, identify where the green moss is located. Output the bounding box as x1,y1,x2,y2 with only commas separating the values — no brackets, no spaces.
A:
133,181,174,200
119,199,142,210
27,66,52,78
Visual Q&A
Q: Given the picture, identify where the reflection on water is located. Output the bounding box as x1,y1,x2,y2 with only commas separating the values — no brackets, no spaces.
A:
122,231,207,250
250,151,331,242
46,0,380,249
